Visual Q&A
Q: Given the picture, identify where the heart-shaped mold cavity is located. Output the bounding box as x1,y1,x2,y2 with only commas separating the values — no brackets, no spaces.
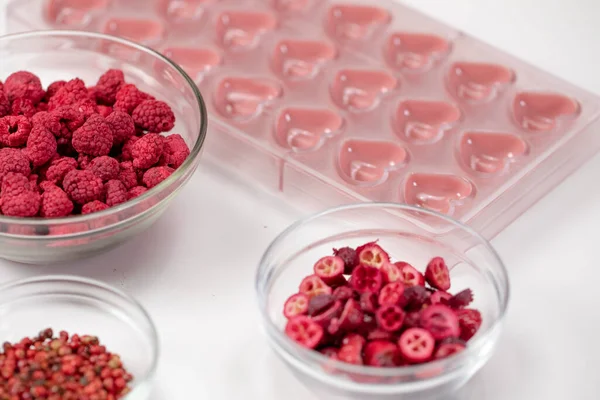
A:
338,139,408,186
513,92,580,132
403,173,473,215
157,0,212,22
214,77,282,121
459,131,528,174
394,100,461,144
163,47,222,82
271,0,311,13
330,69,398,112
215,10,278,51
384,32,450,73
46,0,110,27
447,62,514,103
275,107,344,152
103,18,165,45
326,4,391,41
272,40,337,80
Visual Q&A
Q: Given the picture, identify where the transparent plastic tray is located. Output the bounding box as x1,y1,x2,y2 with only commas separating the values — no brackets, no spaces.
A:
7,0,600,239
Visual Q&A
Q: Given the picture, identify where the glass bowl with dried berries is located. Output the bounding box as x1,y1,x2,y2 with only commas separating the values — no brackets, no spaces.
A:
0,30,207,263
256,203,509,399
0,275,158,399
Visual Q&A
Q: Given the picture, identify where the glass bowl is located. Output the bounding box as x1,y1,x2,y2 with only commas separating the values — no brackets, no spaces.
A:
0,30,207,264
0,275,158,400
256,203,509,400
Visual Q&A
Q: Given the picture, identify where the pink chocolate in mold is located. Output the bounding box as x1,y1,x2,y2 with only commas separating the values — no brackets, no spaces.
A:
271,0,311,13
448,62,514,103
404,173,473,215
215,10,278,51
327,4,391,41
163,47,222,82
460,131,528,174
513,92,580,132
275,108,344,152
272,40,337,80
103,18,165,45
338,139,408,186
385,32,450,73
46,0,110,27
157,0,212,22
330,69,398,112
214,77,282,121
394,100,461,144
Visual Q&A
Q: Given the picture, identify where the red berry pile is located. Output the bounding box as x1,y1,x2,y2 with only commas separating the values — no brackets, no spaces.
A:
0,328,133,399
283,242,483,367
0,70,190,218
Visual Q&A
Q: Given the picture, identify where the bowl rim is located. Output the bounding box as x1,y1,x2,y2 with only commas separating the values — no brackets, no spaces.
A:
0,30,208,229
256,202,510,388
0,274,160,392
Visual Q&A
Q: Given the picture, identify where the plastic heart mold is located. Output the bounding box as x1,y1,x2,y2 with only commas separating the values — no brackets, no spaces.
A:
338,139,408,186
447,62,514,103
275,107,344,152
214,77,282,121
272,39,337,80
330,69,398,112
459,131,528,174
394,99,461,144
162,47,221,82
403,173,473,215
215,10,277,51
46,0,110,27
103,18,165,45
384,32,450,73
513,92,580,132
326,4,391,41
157,0,211,22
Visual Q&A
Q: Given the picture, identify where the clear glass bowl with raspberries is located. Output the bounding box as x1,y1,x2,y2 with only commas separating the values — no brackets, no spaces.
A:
0,31,207,263
256,203,509,399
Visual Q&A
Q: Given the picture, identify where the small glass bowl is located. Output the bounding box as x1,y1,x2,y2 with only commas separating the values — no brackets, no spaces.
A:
256,203,509,399
0,30,208,264
0,275,158,399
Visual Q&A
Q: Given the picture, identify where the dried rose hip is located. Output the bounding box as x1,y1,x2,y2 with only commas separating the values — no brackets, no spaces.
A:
375,304,405,332
350,264,383,294
364,340,400,367
285,316,324,349
420,304,460,340
299,275,332,299
456,308,482,341
337,333,365,365
356,242,390,268
313,255,346,286
425,257,451,291
283,293,309,319
396,261,425,287
398,328,435,363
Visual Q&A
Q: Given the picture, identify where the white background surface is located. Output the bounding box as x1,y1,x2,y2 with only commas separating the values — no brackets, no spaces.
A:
1,0,600,398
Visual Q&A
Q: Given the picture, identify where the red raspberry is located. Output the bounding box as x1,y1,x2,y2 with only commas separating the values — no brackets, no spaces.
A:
118,161,138,189
0,148,30,180
11,98,36,117
45,157,78,185
4,71,45,104
120,136,139,161
0,89,10,117
89,156,119,182
128,185,148,199
40,186,74,217
1,190,41,217
98,105,113,118
2,172,32,197
142,166,173,188
104,179,127,207
132,133,163,169
132,100,175,133
28,173,40,192
106,111,135,145
52,106,85,138
78,154,92,170
31,111,61,137
81,200,109,215
26,125,58,167
62,169,104,205
37,102,49,112
161,134,190,169
113,84,153,115
39,180,58,192
47,78,91,111
74,98,99,118
95,69,125,105
0,115,32,147
72,114,114,156
44,80,66,101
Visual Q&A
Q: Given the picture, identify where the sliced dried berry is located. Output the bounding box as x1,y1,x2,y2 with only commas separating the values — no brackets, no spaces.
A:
350,264,383,294
337,333,365,365
378,282,405,306
355,242,390,268
398,328,435,363
425,257,451,291
313,255,346,286
283,293,309,319
434,338,467,359
285,316,324,349
332,246,357,274
359,292,378,314
456,308,482,341
447,289,474,309
396,262,425,287
420,304,460,340
299,275,332,299
403,286,431,311
364,341,400,367
430,291,452,305
312,300,343,329
375,304,405,333
367,329,393,341
308,294,335,316
332,286,355,302
403,311,421,329
380,262,401,283
333,298,363,332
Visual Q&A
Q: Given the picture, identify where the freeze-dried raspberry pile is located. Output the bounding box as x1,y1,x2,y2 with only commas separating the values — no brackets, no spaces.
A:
0,70,190,218
283,242,482,367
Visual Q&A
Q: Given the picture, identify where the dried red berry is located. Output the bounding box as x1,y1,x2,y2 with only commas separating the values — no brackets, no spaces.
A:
0,89,9,118
332,286,355,302
127,185,148,199
312,300,343,329
380,262,401,283
366,329,393,341
364,340,400,367
456,308,482,341
319,347,339,359
0,115,31,147
0,148,30,180
62,169,104,205
114,84,154,115
313,255,346,286
161,133,190,168
430,291,452,305
283,293,309,319
332,298,363,332
378,282,405,306
307,293,335,317
420,304,460,340
118,161,138,189
447,289,474,309
4,71,45,103
120,135,139,161
359,292,378,314
95,69,125,105
332,246,357,274
375,304,405,332
40,186,74,217
31,110,61,136
355,242,390,268
82,200,109,214
142,166,173,188
425,257,451,291
132,133,164,169
98,104,113,117
26,125,57,167
48,78,91,110
285,316,323,349
402,285,430,311
89,156,120,182
398,328,435,363
11,97,36,117
403,311,421,329
72,114,114,156
53,105,85,138
395,261,425,287
350,264,383,294
434,338,467,359
299,275,332,299
2,172,33,197
337,333,365,365
106,110,136,145
1,190,41,217
44,80,66,101
105,179,128,207
132,100,175,133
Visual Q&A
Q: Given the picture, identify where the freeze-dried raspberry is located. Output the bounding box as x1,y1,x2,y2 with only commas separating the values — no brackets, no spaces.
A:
161,134,190,169
1,190,41,217
0,148,30,180
39,180,57,192
113,84,154,115
4,71,45,104
132,133,164,169
37,102,49,112
81,200,109,214
78,154,92,170
72,114,113,156
40,186,73,217
44,80,66,101
45,157,78,184
52,106,85,138
118,161,138,189
95,69,125,105
105,179,127,206
28,174,40,192
120,136,139,161
89,156,119,182
98,105,113,118
26,125,58,167
2,172,32,197
11,98,36,118
47,78,91,111
0,115,32,147
62,169,104,205
0,89,9,118
106,111,135,145
132,100,175,133
74,98,99,119
128,185,148,199
31,111,61,136
143,166,173,188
